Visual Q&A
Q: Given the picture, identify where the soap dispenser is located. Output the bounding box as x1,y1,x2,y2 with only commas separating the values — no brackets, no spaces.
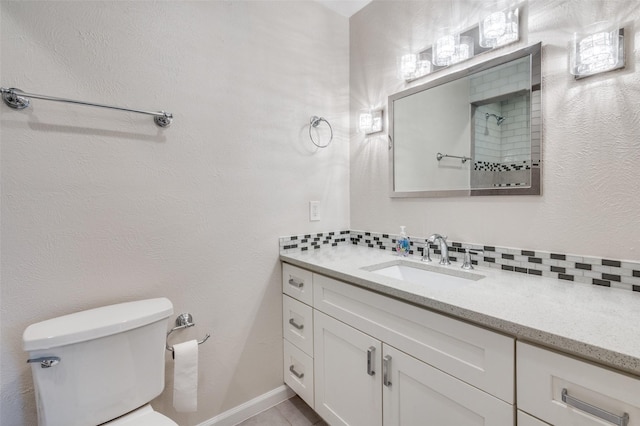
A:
396,226,411,257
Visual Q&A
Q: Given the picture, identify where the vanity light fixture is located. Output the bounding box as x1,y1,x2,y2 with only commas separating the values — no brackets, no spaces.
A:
432,30,474,67
399,53,432,81
359,109,383,134
397,3,520,83
479,6,519,48
450,36,474,64
570,22,625,79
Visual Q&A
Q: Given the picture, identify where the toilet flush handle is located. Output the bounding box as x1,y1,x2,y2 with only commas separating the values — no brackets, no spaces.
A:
27,356,60,368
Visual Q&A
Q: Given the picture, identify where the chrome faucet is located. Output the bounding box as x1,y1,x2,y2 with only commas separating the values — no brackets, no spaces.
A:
428,234,451,265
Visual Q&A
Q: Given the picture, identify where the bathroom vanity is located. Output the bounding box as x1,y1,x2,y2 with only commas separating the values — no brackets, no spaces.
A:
281,246,640,426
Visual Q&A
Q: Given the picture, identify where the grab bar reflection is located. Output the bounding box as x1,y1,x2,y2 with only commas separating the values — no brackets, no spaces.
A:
436,152,472,164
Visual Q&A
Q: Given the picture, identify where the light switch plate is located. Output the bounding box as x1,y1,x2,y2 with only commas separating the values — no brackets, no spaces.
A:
309,201,320,221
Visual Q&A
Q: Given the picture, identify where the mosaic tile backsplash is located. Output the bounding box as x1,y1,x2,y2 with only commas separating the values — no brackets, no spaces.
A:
279,230,640,292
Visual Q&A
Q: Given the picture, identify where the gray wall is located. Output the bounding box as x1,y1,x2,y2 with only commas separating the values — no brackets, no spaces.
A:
0,2,349,425
350,0,640,260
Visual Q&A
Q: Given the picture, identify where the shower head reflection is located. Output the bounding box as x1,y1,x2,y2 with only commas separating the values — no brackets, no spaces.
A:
485,112,505,126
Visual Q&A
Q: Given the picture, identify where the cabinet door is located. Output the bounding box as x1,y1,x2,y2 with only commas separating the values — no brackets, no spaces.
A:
383,344,514,426
314,311,382,426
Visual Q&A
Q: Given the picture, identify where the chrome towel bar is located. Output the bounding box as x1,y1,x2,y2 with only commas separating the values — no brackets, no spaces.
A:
166,313,210,355
1,87,173,128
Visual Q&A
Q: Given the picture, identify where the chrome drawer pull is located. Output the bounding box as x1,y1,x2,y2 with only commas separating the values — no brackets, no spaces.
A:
383,355,392,387
288,318,304,330
288,277,304,288
367,346,376,376
562,388,629,426
289,365,304,379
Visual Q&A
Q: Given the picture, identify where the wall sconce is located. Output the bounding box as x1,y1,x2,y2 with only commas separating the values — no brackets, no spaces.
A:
432,30,474,67
399,52,432,81
359,109,383,134
479,6,519,48
570,22,625,79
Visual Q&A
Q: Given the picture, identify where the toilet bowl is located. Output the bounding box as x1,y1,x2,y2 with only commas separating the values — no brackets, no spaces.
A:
23,298,178,426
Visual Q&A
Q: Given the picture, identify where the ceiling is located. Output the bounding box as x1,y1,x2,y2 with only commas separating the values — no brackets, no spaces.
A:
315,0,372,17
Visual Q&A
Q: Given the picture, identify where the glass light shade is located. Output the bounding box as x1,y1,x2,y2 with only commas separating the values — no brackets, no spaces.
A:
433,30,458,66
359,111,373,132
479,7,519,48
570,23,623,77
399,54,417,80
399,53,432,81
450,36,474,64
415,53,432,78
359,109,383,134
433,28,474,67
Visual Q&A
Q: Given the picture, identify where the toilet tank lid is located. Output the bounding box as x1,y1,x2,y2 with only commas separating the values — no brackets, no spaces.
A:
23,298,174,351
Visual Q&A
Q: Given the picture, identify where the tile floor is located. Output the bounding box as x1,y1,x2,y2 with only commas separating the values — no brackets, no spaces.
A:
236,395,328,426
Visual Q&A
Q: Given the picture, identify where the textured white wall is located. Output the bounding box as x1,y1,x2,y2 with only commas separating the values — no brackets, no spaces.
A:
350,0,640,260
0,2,349,425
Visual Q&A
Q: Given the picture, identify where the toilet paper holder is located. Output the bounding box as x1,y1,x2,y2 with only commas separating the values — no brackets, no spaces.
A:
166,313,210,358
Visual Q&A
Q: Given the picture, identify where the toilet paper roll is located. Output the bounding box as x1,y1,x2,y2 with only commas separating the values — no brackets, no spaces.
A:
173,340,198,413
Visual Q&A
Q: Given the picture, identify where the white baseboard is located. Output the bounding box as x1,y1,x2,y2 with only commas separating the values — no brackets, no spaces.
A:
195,385,295,426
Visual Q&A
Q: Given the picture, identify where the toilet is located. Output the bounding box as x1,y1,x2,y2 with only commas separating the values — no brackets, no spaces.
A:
23,298,179,426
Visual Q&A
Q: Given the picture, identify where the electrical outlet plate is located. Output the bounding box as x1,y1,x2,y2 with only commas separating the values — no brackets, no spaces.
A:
309,201,320,221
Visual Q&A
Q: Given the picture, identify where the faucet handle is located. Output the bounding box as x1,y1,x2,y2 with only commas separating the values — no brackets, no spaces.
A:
422,240,433,263
461,248,484,270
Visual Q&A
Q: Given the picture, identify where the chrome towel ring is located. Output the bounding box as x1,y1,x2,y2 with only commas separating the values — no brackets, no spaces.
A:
166,313,210,357
309,116,333,148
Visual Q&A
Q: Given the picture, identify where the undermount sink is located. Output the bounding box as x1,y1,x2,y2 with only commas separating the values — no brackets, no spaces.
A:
363,260,483,291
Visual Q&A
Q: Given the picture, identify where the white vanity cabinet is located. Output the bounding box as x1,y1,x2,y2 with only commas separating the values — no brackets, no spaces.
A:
282,262,516,425
282,264,315,408
312,273,515,405
517,342,640,426
313,310,513,426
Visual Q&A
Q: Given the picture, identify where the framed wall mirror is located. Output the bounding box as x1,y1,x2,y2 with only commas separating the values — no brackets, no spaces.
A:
388,42,541,197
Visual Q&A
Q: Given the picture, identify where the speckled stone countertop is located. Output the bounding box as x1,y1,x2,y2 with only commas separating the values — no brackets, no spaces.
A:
280,245,640,377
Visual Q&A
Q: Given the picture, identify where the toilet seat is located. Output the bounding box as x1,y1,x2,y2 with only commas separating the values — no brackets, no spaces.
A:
105,404,178,426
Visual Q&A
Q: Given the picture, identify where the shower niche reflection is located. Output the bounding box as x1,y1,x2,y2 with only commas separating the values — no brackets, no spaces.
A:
389,43,541,197
470,54,535,190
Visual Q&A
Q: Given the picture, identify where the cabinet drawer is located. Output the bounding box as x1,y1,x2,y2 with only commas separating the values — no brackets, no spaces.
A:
283,295,313,356
283,263,313,305
313,273,514,403
517,342,640,426
517,411,550,426
283,339,314,409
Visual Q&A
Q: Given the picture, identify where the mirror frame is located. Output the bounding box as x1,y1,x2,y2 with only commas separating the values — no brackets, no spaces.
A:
388,42,542,198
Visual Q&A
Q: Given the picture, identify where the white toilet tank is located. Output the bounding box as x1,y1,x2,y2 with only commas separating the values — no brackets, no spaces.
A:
23,298,173,426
